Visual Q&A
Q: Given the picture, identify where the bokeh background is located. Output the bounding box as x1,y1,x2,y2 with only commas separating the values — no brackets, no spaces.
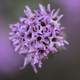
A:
0,0,80,80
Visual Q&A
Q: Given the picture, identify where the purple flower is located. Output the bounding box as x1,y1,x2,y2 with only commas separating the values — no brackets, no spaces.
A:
9,4,69,73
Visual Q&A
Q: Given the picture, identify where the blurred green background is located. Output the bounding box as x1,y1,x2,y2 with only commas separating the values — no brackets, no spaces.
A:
0,0,80,80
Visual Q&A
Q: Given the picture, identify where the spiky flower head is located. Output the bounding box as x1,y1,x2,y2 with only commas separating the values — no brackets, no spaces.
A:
9,4,69,73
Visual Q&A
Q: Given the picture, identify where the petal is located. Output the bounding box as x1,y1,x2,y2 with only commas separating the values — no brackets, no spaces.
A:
47,4,51,12
53,9,60,18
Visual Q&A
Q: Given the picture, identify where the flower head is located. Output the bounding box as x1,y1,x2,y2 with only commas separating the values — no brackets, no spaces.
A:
9,4,69,73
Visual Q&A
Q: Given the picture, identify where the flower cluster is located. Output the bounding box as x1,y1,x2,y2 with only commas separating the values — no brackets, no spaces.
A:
9,4,69,73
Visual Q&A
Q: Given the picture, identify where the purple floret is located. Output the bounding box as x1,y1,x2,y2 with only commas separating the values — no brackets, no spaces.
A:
9,4,69,73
